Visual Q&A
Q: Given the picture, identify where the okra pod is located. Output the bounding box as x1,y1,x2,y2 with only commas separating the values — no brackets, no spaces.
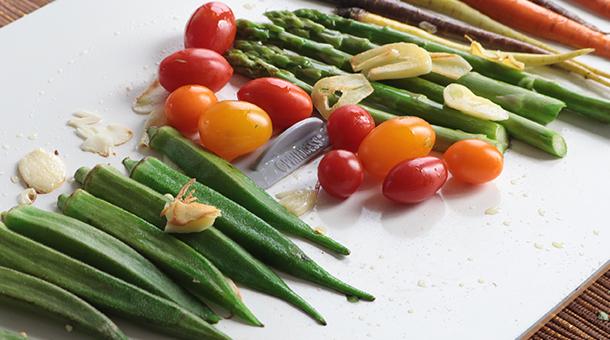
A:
124,156,375,301
73,163,326,325
0,222,231,340
1,204,216,323
0,263,128,340
148,125,351,256
57,188,262,327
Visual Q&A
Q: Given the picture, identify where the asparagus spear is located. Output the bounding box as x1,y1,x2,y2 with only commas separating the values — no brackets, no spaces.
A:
225,48,509,153
235,20,508,142
230,36,566,157
264,10,565,125
292,8,610,123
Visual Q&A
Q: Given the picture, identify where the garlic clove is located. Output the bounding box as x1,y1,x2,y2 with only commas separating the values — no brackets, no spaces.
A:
18,148,66,194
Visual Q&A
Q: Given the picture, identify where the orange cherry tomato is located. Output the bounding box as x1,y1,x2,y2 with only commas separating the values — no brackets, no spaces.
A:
164,85,218,135
198,100,272,162
443,139,503,184
357,116,435,177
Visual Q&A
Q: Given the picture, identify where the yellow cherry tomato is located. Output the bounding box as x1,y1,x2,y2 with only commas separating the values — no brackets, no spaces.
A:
198,100,272,161
358,116,435,177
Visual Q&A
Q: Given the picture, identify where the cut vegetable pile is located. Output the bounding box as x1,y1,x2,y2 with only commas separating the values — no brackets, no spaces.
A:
3,0,610,339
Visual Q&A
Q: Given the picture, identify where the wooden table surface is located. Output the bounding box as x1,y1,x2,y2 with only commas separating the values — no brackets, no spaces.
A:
0,0,52,27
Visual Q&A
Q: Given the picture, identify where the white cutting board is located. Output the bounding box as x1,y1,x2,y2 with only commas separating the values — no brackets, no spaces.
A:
0,0,609,339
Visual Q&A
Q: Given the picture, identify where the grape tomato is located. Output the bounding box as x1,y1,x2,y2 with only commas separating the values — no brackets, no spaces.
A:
382,156,448,204
358,116,435,177
237,77,313,130
443,139,503,184
326,105,375,153
158,48,233,93
164,85,218,135
317,150,364,198
198,100,272,162
184,2,236,55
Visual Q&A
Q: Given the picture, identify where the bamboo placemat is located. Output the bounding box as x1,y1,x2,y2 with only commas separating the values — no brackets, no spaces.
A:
3,1,610,339
0,0,52,27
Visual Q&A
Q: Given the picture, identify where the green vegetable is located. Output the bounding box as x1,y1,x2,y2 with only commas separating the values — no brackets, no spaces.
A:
73,162,326,325
598,311,609,321
123,154,374,301
147,125,350,256
293,8,610,123
0,222,230,340
224,47,509,153
234,19,507,142
0,263,128,340
57,188,261,327
1,204,215,323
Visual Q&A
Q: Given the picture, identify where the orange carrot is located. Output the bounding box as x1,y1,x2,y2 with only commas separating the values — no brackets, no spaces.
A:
460,0,610,59
568,0,610,20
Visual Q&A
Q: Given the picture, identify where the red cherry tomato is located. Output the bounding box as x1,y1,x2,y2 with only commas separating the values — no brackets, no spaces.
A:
158,48,233,93
164,85,218,135
358,116,435,177
383,156,448,204
443,139,503,184
237,77,313,130
317,150,365,198
184,2,236,55
326,105,375,153
198,100,272,162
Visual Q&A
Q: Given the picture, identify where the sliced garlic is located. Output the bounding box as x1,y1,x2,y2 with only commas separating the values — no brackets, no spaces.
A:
82,133,115,157
18,148,66,194
68,110,103,126
18,188,37,205
429,53,472,79
350,43,432,81
444,84,509,121
133,78,170,114
103,124,134,146
161,179,221,233
276,189,317,217
140,105,168,146
311,74,374,119
470,40,524,71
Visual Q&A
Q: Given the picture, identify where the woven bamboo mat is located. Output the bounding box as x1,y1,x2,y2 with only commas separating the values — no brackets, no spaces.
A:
0,0,52,27
2,1,610,339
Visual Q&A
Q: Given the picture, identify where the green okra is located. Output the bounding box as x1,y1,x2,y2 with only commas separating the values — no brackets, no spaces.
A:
73,163,326,325
0,263,128,340
57,188,262,327
1,204,216,323
123,156,375,301
0,222,231,340
147,125,351,256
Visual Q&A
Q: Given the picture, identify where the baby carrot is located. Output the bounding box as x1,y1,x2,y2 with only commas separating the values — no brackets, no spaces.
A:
567,0,610,20
460,0,610,59
528,0,604,32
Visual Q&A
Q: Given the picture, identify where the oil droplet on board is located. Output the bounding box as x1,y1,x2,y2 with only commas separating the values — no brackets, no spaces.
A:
538,209,546,217
244,3,255,9
478,279,485,284
552,241,564,249
10,176,20,183
417,280,426,287
407,309,414,314
594,230,601,236
534,243,544,249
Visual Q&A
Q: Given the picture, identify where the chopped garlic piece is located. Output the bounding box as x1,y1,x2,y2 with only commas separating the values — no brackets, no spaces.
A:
104,124,134,146
161,179,221,233
140,105,168,146
444,84,509,121
68,109,103,126
429,53,472,79
18,188,37,205
133,78,170,114
350,43,432,81
18,148,66,194
276,189,317,217
82,133,115,157
311,74,373,119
